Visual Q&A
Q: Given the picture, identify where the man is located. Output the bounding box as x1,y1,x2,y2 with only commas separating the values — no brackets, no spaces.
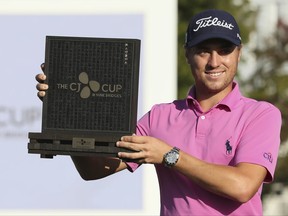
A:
36,9,281,215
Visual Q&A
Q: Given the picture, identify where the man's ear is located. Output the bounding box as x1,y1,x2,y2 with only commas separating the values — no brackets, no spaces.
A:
237,45,243,62
185,48,190,64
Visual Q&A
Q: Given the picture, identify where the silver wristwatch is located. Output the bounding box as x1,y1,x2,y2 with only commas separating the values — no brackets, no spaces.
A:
163,147,180,167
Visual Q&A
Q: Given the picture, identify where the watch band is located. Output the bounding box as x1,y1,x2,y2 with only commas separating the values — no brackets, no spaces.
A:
171,147,180,154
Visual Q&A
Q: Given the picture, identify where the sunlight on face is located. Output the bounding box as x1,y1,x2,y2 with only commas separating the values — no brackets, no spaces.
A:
186,39,242,99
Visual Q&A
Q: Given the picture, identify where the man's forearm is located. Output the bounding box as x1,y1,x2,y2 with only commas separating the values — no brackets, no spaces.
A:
71,156,127,180
174,150,267,203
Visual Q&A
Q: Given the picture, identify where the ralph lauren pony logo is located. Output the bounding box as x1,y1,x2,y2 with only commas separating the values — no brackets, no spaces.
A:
225,139,232,155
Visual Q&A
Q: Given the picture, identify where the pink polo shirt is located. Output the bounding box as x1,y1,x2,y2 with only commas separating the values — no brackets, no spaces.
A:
127,82,281,216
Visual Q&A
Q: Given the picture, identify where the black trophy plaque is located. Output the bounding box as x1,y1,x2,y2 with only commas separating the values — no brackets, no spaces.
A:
28,36,140,158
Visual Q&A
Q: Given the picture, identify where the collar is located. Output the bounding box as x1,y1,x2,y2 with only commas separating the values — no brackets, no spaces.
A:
186,81,243,112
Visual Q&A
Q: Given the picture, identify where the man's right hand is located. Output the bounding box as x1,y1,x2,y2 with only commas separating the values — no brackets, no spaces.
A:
35,63,48,98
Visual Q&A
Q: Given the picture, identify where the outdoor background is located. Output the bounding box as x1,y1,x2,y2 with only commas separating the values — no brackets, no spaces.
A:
0,0,176,215
0,0,287,215
177,0,288,215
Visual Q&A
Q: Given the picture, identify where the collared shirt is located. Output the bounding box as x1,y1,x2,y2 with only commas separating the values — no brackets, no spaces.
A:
127,82,281,216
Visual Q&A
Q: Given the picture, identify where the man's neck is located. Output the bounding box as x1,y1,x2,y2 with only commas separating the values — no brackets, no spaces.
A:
195,86,233,112
197,95,222,112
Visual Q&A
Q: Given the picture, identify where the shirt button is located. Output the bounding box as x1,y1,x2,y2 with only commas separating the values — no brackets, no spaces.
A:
200,115,205,120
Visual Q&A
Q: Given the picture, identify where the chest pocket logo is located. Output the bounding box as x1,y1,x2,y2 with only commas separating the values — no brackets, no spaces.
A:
225,140,233,155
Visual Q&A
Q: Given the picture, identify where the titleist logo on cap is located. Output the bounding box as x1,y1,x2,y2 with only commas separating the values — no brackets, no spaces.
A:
185,9,241,47
193,16,234,32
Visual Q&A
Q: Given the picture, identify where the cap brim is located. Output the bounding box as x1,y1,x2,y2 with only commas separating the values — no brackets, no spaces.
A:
186,33,241,48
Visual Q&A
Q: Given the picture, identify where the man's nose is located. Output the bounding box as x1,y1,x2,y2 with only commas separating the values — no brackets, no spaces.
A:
208,51,221,68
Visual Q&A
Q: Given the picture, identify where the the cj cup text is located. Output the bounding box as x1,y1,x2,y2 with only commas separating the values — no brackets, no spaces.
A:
57,83,122,93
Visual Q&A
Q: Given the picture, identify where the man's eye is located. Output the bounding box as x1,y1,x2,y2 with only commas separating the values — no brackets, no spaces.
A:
218,46,235,55
196,48,209,55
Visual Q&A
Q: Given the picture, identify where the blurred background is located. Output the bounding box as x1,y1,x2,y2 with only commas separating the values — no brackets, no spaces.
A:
0,0,287,215
0,1,176,215
177,1,288,215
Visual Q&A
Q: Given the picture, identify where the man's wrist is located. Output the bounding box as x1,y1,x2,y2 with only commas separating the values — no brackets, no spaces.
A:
163,147,180,168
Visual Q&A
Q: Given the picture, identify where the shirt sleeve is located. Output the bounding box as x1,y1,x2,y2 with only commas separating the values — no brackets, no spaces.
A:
125,111,151,172
234,102,282,183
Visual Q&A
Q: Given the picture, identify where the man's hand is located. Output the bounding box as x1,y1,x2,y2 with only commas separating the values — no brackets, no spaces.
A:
116,135,172,164
35,63,48,98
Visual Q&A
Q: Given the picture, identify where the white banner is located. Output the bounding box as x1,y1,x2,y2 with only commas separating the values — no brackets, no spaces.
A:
0,0,177,215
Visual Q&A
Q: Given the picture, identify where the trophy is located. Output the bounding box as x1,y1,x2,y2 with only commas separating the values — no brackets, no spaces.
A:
28,36,141,158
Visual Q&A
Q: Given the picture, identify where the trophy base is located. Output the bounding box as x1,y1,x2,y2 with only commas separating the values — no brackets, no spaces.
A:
28,132,134,159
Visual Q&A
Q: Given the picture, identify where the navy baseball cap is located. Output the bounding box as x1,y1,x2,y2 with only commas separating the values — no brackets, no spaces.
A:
185,9,242,48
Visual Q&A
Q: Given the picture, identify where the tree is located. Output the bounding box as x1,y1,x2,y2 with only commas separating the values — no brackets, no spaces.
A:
239,18,288,195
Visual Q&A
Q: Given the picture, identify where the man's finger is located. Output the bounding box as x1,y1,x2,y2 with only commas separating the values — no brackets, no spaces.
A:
40,63,45,72
121,135,146,143
35,73,46,83
118,151,143,160
37,91,46,98
36,83,48,91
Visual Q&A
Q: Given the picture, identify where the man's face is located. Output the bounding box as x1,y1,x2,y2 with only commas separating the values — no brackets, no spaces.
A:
186,39,242,99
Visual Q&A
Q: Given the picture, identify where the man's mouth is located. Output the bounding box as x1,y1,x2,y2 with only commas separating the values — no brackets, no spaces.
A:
205,71,223,77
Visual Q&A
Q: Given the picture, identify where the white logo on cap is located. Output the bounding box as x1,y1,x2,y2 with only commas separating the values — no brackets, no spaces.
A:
237,33,242,40
193,16,234,32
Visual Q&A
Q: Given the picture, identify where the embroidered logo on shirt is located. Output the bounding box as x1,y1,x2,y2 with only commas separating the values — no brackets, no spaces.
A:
225,140,232,155
263,152,273,163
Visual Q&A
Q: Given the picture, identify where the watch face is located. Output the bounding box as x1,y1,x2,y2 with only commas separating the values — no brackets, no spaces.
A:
164,147,179,167
167,152,178,163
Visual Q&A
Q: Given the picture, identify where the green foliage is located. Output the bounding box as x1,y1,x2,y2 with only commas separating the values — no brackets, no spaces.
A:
240,20,288,144
239,20,288,193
